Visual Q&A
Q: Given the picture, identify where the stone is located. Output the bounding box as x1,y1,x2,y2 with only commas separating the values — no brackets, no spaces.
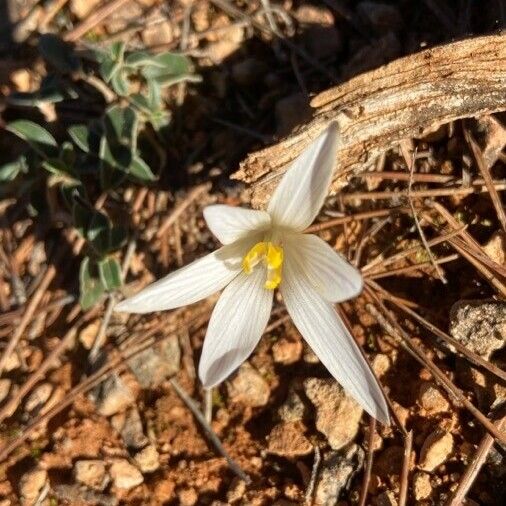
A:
357,2,404,33
0,379,11,403
112,407,149,450
483,231,506,266
134,444,160,473
178,488,198,506
278,389,305,422
450,300,506,359
314,445,364,505
10,69,31,92
374,490,398,506
109,459,143,490
419,430,454,472
25,382,53,413
74,460,109,491
128,335,180,388
70,0,102,19
418,382,450,414
97,374,138,417
267,421,313,458
272,338,303,365
142,20,174,47
228,363,270,407
19,468,47,506
413,472,432,501
304,378,363,450
372,353,391,377
294,5,334,26
79,320,100,350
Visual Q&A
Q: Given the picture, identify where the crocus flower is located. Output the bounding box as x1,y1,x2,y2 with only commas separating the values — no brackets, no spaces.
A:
116,123,389,423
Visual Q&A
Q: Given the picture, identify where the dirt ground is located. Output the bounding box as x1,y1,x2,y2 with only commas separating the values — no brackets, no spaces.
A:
0,1,505,505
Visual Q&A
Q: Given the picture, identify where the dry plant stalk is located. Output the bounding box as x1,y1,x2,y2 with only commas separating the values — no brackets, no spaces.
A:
233,34,506,207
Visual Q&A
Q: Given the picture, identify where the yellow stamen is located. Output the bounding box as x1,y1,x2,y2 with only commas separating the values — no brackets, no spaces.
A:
243,241,284,290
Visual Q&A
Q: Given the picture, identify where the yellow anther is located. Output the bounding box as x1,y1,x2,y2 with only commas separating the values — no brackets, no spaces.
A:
242,242,267,274
243,241,284,290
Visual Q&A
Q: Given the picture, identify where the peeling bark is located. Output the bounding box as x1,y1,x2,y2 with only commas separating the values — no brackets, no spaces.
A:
233,35,506,207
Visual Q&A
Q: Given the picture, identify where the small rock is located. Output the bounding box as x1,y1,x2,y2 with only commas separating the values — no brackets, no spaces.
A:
109,459,143,490
483,231,506,266
10,69,31,92
142,20,174,47
372,353,391,377
304,378,363,450
275,93,312,137
357,2,404,33
97,374,138,417
178,488,198,506
294,5,334,25
19,468,47,506
70,0,102,19
267,421,313,458
134,444,160,473
418,382,450,414
128,335,180,388
419,430,454,472
4,351,20,372
112,407,149,450
228,363,270,407
227,478,247,503
450,300,506,359
278,389,305,422
272,338,303,365
25,382,53,413
413,472,432,501
374,490,398,506
314,445,364,505
0,379,11,403
74,460,109,491
79,320,100,350
206,18,243,63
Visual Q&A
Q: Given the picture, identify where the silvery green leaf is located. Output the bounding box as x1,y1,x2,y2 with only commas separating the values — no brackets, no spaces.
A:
6,120,58,157
98,257,122,290
0,155,28,181
141,52,192,79
129,156,156,182
38,34,81,73
104,105,138,145
124,51,154,67
79,257,106,310
110,70,129,96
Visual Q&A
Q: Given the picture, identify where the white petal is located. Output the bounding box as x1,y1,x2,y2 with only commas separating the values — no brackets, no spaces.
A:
115,239,252,314
267,122,339,231
204,205,271,244
281,254,389,424
199,267,273,388
284,233,363,302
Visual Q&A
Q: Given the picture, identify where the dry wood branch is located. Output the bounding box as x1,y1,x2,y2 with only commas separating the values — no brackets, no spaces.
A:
447,415,506,506
234,35,506,207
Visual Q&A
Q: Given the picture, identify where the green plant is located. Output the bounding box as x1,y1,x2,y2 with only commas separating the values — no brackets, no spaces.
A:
1,36,198,309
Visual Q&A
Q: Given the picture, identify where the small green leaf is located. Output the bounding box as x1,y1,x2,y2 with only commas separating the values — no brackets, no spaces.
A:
98,257,122,290
72,200,90,237
41,158,74,177
79,257,106,310
6,120,57,157
110,70,129,96
141,52,192,80
38,34,81,73
129,93,152,114
98,41,125,82
129,156,156,181
147,79,162,109
104,105,138,144
124,51,155,68
0,156,28,181
68,125,89,152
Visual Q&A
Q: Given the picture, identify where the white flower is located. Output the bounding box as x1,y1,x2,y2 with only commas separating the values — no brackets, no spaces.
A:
116,123,390,424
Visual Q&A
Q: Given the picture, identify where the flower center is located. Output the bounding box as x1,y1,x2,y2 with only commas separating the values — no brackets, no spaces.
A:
242,241,284,290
